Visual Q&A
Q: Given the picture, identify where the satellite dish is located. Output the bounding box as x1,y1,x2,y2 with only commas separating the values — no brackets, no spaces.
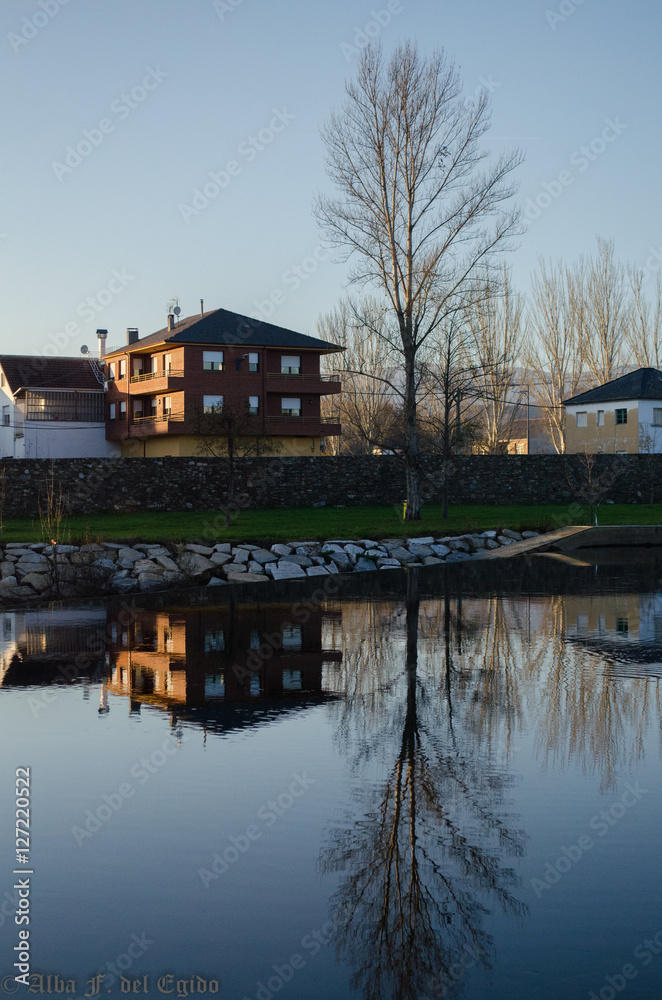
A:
80,345,89,354
173,306,181,316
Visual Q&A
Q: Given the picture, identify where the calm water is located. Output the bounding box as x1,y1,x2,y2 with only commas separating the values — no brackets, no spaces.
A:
1,559,661,1000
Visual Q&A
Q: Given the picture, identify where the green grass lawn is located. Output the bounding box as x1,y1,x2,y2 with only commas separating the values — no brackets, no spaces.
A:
4,503,662,545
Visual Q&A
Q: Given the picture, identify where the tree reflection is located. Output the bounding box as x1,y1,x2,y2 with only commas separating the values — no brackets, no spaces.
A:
320,575,527,1000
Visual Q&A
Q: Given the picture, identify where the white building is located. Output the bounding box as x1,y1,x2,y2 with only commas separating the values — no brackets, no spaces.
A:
563,368,662,454
0,355,120,459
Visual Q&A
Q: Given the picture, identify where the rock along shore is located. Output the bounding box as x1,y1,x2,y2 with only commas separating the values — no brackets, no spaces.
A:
0,529,541,603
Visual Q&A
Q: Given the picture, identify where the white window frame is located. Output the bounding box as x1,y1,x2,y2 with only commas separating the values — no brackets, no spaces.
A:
163,396,172,416
203,394,224,413
597,410,604,426
133,399,144,418
248,352,259,372
118,359,126,379
281,396,301,416
653,408,662,426
109,403,116,420
119,400,127,420
107,362,116,381
164,353,172,373
203,351,224,371
248,395,259,415
2,405,10,426
575,411,587,428
281,355,300,375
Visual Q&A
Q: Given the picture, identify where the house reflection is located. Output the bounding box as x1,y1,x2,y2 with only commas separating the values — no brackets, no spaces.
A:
105,602,343,711
565,592,662,677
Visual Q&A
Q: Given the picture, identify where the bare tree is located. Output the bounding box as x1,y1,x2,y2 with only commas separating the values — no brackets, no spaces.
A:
193,394,274,527
319,299,400,454
466,266,524,453
315,42,522,518
625,266,662,369
582,237,627,385
525,257,584,453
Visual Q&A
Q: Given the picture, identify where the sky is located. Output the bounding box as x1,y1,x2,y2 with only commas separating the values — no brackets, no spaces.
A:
1,0,660,357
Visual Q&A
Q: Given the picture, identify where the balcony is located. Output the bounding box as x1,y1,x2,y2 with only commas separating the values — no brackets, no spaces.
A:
265,414,341,437
106,412,186,440
265,373,342,395
128,370,185,393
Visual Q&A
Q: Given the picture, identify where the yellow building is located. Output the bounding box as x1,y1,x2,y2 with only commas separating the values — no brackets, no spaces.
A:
563,368,662,454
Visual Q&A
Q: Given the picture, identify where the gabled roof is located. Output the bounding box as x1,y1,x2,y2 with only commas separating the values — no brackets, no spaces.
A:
0,356,104,395
103,307,344,358
563,368,662,406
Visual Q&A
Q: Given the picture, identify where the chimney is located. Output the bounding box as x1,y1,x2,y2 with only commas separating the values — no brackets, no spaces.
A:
167,314,175,332
126,328,139,345
200,299,204,317
96,329,108,358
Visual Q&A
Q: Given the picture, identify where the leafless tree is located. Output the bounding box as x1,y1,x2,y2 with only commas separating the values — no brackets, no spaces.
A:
193,394,274,527
465,266,524,453
525,257,584,453
581,236,628,385
319,299,400,454
315,42,522,518
625,266,662,369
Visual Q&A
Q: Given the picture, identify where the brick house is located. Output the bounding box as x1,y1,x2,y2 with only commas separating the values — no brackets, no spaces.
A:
103,306,343,457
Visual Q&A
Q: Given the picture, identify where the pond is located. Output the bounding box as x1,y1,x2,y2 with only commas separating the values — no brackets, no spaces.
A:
1,557,661,1000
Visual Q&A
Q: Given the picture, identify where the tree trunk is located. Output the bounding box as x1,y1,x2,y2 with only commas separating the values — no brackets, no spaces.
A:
404,354,422,520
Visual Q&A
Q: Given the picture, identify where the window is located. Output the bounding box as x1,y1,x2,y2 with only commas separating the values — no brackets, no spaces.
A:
281,625,302,650
150,356,159,374
203,394,223,413
133,400,144,419
616,618,629,634
109,403,116,421
27,391,104,422
249,395,259,415
107,362,116,381
597,410,604,426
149,397,157,417
163,396,172,417
119,401,127,421
615,408,627,425
653,408,662,426
132,359,142,379
204,629,225,653
281,396,301,416
2,406,9,427
575,411,587,428
282,670,302,691
118,360,126,380
281,354,300,375
203,351,224,371
164,353,172,373
248,352,259,372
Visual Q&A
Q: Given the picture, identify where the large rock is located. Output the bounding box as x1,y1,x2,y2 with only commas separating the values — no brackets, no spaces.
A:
354,557,377,572
327,550,351,570
266,562,306,580
226,571,267,584
388,547,418,564
306,565,329,576
250,548,278,565
500,529,523,541
231,548,250,564
271,543,292,556
0,576,18,588
154,554,179,572
279,554,313,567
21,573,51,592
431,544,451,558
497,536,515,546
133,559,164,575
1,561,16,578
118,547,143,563
446,539,471,553
177,551,216,576
138,574,165,592
222,563,247,574
210,551,232,566
344,543,365,556
408,543,434,557
410,536,435,545
185,543,215,556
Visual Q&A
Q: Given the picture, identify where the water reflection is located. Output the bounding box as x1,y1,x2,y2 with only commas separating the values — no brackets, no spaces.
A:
321,577,528,999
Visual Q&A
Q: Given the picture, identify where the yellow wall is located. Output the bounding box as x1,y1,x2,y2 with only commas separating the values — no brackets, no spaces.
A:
565,406,638,454
121,435,323,458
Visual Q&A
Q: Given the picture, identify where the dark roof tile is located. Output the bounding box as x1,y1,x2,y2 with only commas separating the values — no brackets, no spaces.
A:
563,368,662,406
103,307,343,357
0,356,104,394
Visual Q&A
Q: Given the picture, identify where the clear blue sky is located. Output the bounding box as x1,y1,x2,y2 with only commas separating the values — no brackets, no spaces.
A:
1,0,659,355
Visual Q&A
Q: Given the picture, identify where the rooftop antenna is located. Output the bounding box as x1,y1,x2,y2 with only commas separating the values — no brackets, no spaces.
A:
167,298,181,326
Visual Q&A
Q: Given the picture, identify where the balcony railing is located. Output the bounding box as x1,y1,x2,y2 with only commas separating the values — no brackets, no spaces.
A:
267,414,340,425
265,373,340,383
130,369,184,383
131,412,185,424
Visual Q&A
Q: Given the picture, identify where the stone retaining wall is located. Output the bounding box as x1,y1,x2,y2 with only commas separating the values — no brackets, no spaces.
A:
1,453,660,518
